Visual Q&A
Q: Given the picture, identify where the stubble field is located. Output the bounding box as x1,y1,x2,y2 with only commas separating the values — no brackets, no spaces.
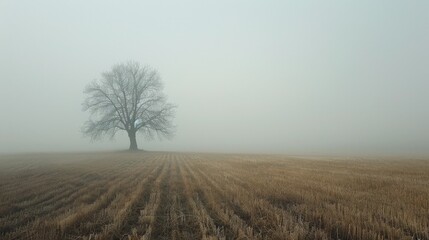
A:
0,152,428,240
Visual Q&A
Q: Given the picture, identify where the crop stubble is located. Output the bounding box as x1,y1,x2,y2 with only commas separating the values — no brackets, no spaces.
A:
0,152,428,240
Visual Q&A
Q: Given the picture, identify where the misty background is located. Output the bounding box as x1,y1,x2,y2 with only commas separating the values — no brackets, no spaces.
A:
1,1,428,156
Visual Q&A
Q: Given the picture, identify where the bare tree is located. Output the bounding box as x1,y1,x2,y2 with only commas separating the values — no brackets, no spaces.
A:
82,61,176,150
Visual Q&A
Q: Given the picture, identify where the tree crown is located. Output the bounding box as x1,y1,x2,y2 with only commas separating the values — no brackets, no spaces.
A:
82,61,176,142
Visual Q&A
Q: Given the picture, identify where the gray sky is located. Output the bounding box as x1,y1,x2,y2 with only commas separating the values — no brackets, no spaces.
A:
1,1,428,156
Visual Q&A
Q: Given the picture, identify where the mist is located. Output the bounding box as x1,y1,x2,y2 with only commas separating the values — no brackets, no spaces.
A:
1,1,428,156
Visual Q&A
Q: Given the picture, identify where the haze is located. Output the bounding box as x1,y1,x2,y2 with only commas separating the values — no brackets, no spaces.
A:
1,1,428,156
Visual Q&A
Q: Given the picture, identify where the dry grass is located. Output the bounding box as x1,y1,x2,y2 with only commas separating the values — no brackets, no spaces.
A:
0,152,428,240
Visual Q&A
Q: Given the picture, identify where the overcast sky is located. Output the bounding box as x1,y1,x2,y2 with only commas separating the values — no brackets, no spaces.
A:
1,1,428,156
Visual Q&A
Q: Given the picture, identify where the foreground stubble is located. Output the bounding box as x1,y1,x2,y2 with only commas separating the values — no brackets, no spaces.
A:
0,152,428,240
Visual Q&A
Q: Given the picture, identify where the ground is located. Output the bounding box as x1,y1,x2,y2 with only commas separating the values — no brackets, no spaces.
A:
0,152,428,240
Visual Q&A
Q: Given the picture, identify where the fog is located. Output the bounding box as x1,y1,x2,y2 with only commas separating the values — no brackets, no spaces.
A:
1,1,428,156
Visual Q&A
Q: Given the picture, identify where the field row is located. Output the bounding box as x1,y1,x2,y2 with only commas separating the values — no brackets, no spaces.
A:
0,152,428,239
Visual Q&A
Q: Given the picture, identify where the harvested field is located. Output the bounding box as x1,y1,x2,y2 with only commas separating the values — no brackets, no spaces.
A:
0,152,428,240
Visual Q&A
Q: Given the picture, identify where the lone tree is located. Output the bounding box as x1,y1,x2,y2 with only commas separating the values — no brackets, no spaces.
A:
82,61,176,150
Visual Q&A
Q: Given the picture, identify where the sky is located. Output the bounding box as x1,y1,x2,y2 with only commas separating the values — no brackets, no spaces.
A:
1,1,428,156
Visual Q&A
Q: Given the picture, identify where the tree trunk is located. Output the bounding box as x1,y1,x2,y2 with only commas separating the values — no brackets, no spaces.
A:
128,130,138,150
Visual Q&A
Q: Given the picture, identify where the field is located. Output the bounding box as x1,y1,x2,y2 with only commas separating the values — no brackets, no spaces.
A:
0,152,428,240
